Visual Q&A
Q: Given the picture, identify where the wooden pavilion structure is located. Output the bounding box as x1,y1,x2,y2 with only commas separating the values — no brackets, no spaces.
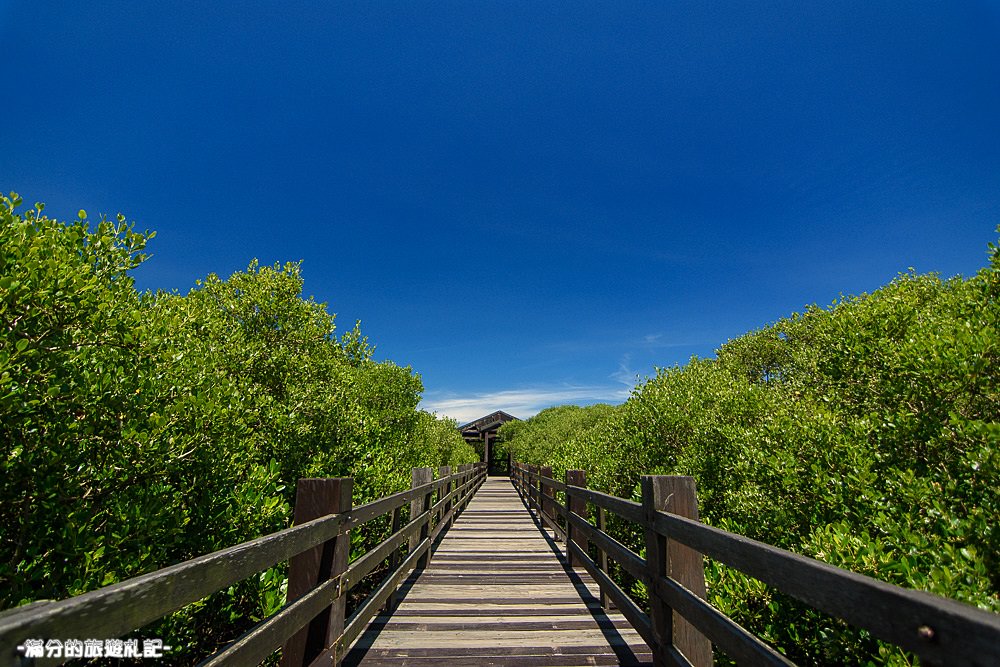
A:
458,410,518,475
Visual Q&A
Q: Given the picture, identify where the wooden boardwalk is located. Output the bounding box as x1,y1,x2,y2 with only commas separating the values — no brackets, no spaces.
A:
343,477,652,666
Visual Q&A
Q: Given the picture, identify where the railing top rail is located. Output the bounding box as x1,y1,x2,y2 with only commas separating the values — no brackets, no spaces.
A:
566,485,643,524
348,468,474,527
0,512,348,655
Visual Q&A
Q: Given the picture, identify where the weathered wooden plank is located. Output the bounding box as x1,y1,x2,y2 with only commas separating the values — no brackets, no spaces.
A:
354,644,652,657
348,644,653,666
347,654,652,667
398,591,604,601
354,629,646,649
394,597,606,605
364,617,640,631
386,612,618,623
427,567,571,574
430,531,535,543
430,554,562,560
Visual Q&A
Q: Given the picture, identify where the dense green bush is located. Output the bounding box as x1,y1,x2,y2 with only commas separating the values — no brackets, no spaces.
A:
500,232,1000,664
0,193,476,660
495,403,616,466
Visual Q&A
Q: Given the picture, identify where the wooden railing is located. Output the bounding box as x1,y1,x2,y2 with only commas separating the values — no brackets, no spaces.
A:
0,462,487,667
511,461,1000,667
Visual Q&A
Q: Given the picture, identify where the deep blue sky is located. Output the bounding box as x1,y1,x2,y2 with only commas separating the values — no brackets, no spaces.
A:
3,2,999,422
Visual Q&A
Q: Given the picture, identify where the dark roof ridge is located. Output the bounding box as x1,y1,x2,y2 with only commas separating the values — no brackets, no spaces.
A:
458,410,519,431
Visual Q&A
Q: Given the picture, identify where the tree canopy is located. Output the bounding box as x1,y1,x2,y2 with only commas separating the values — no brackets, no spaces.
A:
0,193,477,659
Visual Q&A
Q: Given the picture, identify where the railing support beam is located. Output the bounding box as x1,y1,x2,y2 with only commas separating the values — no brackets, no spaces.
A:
410,467,435,570
438,465,453,535
642,475,712,667
566,469,587,568
540,465,557,539
282,477,353,667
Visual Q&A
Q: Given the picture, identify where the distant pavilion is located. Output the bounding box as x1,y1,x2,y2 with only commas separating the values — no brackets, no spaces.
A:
458,410,519,475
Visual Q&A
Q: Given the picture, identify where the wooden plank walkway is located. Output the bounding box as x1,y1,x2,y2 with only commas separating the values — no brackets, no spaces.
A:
343,477,652,666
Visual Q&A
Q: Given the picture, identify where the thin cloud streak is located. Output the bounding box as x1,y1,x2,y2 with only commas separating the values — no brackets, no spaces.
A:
421,385,630,424
544,335,705,355
611,353,639,388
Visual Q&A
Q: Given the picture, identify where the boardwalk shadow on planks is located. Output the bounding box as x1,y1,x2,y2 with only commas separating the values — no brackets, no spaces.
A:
343,478,652,666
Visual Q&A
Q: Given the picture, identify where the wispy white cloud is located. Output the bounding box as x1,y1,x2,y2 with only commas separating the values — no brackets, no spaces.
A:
421,385,630,424
610,353,639,388
545,334,700,354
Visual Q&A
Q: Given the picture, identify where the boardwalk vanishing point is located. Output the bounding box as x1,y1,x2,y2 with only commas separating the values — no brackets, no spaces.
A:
343,477,652,666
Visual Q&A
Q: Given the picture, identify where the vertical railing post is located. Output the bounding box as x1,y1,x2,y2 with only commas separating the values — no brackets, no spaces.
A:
281,477,353,667
457,463,472,513
438,465,452,533
525,464,535,509
383,502,404,614
565,469,586,568
538,468,545,512
531,464,539,507
642,475,712,667
597,505,609,608
410,467,434,569
540,465,556,538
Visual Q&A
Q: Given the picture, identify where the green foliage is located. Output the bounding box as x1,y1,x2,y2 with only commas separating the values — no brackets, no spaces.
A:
497,403,616,471
0,193,478,661
509,230,1000,664
414,411,480,468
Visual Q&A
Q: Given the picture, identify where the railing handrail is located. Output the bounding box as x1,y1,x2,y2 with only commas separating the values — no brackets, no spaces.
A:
0,462,488,667
510,461,1000,667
